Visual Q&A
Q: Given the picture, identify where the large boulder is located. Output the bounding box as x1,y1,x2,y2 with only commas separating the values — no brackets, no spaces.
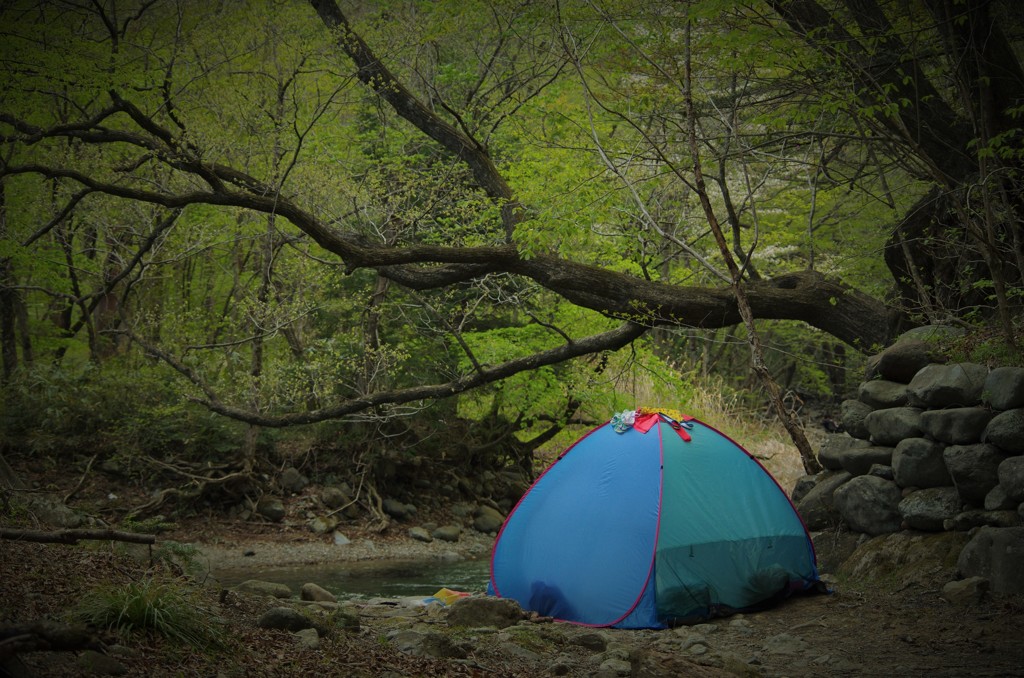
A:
818,434,871,471
957,527,1024,594
871,340,941,383
858,380,910,409
983,409,1024,455
838,446,895,477
840,399,874,440
864,407,923,446
907,363,988,408
898,487,961,531
833,475,902,535
943,444,1008,505
892,438,951,489
794,471,853,530
983,367,1024,410
919,407,996,445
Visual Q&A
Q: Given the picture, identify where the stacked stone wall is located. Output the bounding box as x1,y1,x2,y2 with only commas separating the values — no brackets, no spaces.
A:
792,336,1024,593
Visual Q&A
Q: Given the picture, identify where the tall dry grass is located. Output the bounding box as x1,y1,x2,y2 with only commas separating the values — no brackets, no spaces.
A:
536,370,819,497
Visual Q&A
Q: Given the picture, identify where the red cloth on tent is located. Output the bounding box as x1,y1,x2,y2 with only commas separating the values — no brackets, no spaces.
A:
634,412,693,441
633,412,660,433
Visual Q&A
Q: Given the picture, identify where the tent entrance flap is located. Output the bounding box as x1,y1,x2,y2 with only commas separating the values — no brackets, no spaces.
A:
489,424,663,627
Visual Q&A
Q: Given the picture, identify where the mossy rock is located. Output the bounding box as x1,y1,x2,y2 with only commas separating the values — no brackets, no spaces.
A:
836,531,969,588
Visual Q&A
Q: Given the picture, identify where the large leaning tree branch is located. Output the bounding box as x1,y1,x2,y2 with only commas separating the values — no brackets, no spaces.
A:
126,321,648,427
2,148,890,348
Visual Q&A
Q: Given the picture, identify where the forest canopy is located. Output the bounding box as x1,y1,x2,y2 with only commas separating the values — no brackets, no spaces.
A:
1,0,1021,461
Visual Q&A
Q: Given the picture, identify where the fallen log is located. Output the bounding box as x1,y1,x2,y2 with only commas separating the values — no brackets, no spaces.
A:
0,527,156,545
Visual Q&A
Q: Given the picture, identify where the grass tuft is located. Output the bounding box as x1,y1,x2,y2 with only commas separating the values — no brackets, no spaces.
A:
73,576,224,649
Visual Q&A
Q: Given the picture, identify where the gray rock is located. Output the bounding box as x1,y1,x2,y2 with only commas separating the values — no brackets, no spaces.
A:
794,471,853,530
839,446,895,476
865,407,923,446
872,340,941,383
236,579,293,599
983,408,1024,455
985,484,1018,511
473,505,506,533
309,515,338,534
908,363,989,408
300,582,336,603
597,658,632,675
940,577,989,606
432,525,462,542
818,435,871,471
280,467,309,494
898,487,961,531
944,444,1008,505
330,608,360,633
869,464,894,480
859,380,910,408
451,502,475,518
572,631,609,651
840,399,874,440
256,497,286,522
548,655,575,676
382,498,413,521
998,456,1024,502
293,627,320,649
892,438,951,489
390,630,467,658
944,510,1021,531
919,407,996,445
258,606,314,632
983,367,1024,410
408,526,433,543
446,596,523,628
833,475,902,535
957,527,1024,594
320,486,350,509
791,475,820,504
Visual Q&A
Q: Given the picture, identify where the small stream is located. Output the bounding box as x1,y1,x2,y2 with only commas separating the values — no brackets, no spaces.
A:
212,557,492,601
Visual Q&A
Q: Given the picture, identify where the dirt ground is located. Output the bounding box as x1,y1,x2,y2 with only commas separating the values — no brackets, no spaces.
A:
3,459,1024,677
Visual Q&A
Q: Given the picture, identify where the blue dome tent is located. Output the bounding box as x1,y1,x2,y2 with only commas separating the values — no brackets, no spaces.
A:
489,409,820,628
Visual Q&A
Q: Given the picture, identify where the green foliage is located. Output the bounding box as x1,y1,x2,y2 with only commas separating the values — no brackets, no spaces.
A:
73,576,224,649
0,360,245,463
943,325,1024,368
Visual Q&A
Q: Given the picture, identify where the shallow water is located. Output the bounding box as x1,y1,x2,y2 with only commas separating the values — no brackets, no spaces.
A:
212,557,492,601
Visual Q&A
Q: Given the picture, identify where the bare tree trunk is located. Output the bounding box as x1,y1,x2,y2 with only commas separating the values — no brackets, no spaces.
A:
682,18,821,475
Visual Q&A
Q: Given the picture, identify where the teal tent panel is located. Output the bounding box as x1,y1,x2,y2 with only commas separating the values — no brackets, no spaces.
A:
655,420,817,621
490,423,663,626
